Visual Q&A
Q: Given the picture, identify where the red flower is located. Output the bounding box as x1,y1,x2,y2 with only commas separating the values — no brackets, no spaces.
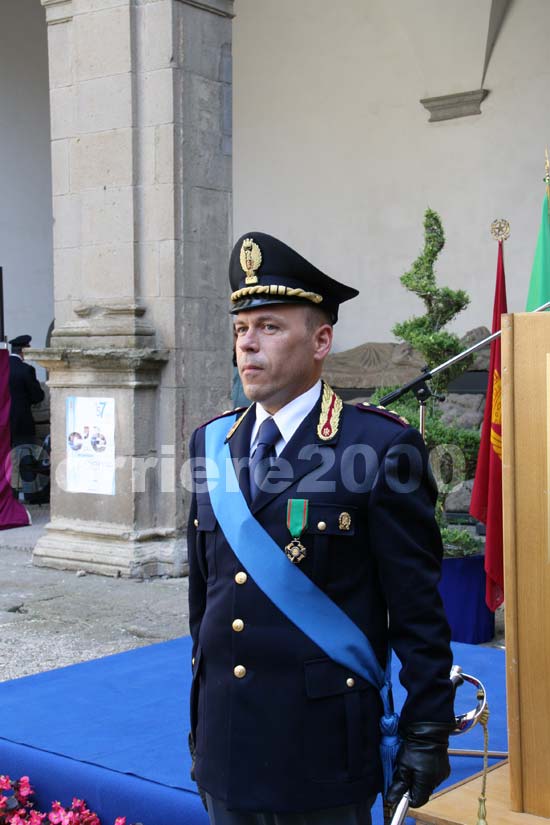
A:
48,802,67,824
6,811,27,825
0,776,135,825
15,776,33,801
80,814,100,825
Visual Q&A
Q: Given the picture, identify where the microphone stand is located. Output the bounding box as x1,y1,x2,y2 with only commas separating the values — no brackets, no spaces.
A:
379,300,550,438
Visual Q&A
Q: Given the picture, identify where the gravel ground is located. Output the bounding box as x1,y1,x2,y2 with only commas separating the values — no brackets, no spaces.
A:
1,505,189,682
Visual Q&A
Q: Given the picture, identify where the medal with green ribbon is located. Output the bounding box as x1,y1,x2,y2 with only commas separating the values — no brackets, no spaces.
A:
285,499,309,564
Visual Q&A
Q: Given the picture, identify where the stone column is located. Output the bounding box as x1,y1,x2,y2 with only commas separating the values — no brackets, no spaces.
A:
33,0,234,577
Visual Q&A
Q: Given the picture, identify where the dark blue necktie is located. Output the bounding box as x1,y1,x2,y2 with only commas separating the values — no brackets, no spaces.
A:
249,417,281,501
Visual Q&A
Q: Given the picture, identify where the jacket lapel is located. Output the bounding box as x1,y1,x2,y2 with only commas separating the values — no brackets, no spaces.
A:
226,404,256,506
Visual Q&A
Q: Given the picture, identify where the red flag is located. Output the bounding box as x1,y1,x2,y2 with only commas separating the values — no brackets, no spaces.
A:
0,348,31,529
470,240,507,610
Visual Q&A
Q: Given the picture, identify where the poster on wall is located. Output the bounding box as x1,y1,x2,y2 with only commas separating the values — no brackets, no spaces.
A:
66,396,116,495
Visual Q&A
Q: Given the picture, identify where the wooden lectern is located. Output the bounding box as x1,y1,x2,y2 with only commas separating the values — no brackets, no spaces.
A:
409,313,550,825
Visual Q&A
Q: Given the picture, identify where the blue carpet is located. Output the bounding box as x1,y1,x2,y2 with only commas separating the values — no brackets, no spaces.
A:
0,637,506,825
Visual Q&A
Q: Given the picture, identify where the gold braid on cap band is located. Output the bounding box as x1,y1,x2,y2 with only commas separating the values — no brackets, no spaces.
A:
231,284,323,304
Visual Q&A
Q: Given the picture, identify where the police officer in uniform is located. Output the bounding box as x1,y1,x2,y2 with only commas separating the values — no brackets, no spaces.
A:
8,335,45,446
188,233,455,824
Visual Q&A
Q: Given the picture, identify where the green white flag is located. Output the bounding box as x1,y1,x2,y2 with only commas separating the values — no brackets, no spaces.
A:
526,193,550,311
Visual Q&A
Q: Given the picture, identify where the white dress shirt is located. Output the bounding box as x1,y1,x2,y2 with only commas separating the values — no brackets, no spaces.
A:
249,380,322,457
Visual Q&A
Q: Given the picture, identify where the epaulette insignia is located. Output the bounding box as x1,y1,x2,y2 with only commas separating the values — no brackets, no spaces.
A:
199,405,248,432
357,401,409,428
317,382,343,441
225,403,254,441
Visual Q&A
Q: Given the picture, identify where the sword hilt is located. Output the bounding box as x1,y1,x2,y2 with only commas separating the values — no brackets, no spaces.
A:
387,665,487,825
388,791,410,825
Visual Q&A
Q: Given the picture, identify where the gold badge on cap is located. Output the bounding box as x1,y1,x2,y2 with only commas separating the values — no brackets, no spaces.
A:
240,238,262,284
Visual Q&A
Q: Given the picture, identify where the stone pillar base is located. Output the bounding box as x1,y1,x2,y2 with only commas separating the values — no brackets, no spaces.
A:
28,343,187,579
33,520,188,578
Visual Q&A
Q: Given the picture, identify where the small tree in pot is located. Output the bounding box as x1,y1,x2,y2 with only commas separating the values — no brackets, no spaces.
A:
372,209,492,642
392,207,471,395
375,207,481,547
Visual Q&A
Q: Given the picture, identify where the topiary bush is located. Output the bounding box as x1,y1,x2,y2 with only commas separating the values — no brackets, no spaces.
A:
392,208,472,394
376,208,484,555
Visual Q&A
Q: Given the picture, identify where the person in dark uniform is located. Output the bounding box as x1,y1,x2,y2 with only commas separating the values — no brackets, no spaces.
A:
8,335,45,446
187,233,455,825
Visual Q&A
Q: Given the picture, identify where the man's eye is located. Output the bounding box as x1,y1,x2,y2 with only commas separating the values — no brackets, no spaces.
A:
264,324,278,332
235,327,246,335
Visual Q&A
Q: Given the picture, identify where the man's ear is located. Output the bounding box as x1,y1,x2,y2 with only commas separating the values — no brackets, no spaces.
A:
313,324,333,362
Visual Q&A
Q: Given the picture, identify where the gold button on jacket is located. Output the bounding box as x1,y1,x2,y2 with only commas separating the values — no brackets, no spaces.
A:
234,665,247,679
235,571,248,584
232,619,245,632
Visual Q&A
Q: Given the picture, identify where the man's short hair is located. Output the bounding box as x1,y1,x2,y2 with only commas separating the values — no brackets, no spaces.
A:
304,304,333,331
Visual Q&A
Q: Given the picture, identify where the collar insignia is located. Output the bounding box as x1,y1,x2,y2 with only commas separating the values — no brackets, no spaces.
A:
225,403,253,441
240,238,262,284
317,382,343,441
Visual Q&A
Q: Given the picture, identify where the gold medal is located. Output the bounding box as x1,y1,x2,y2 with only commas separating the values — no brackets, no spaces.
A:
285,499,309,564
285,537,307,564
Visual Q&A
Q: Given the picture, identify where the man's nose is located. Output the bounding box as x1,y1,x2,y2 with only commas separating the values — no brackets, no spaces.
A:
238,330,259,351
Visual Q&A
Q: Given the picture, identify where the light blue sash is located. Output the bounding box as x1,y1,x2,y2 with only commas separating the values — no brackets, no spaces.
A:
204,414,400,793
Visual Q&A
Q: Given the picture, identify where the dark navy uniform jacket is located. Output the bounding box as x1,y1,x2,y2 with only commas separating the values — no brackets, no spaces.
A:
187,389,454,813
8,355,44,445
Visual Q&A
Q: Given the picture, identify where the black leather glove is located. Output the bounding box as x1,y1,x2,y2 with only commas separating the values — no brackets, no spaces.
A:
188,732,208,811
385,722,452,809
